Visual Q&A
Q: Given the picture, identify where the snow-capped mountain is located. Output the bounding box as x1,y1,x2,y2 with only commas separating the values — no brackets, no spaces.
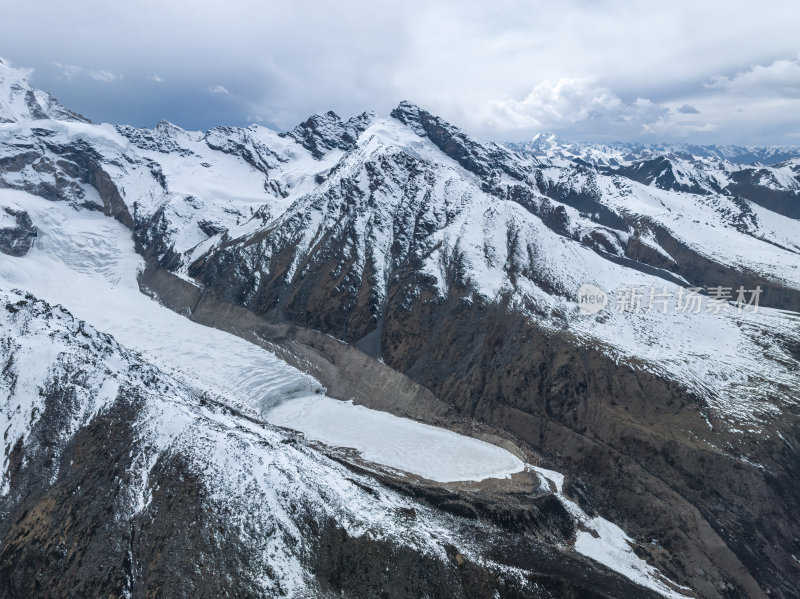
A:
511,131,800,167
0,58,89,124
1,59,799,598
509,133,800,219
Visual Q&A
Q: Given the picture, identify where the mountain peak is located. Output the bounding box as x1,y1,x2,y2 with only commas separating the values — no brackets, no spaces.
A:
389,100,427,136
154,119,185,136
0,57,90,124
529,131,558,145
281,109,374,159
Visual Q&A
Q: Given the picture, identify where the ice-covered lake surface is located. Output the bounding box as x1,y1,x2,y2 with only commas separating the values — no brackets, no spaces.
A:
267,395,523,482
0,189,523,483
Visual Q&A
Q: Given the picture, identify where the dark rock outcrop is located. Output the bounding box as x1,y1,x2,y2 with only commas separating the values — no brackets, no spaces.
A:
380,290,797,598
0,208,36,256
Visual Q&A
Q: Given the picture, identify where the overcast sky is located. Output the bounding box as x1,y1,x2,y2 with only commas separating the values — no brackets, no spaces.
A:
2,0,799,145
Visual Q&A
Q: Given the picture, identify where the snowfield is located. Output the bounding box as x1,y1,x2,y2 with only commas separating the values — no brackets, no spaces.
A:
530,465,690,599
0,287,493,597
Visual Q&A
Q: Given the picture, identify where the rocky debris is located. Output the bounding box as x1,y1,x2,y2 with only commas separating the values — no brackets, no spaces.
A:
0,207,36,256
142,262,794,598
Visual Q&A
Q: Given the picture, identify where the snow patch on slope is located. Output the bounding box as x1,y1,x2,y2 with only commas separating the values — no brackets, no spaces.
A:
530,465,690,599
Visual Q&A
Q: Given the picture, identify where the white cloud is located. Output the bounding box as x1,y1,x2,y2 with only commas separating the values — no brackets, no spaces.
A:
149,74,163,83
90,70,121,83
705,55,800,98
645,119,716,136
483,53,800,144
651,56,800,144
208,85,230,95
487,78,669,137
53,62,82,80
53,62,121,83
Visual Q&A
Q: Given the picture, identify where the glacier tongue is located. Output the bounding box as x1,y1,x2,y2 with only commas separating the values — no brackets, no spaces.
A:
0,187,523,483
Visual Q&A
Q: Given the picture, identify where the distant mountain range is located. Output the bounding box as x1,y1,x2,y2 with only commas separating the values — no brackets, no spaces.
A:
510,131,800,166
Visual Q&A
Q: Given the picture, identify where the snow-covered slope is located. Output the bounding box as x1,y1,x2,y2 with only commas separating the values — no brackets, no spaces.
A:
0,287,529,596
183,111,799,427
511,133,800,220
0,187,680,599
2,68,795,426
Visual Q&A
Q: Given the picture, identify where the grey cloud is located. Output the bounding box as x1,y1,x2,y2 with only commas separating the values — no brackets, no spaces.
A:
677,104,700,114
0,1,798,144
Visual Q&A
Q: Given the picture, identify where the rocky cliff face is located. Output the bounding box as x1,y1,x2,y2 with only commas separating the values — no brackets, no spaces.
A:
1,58,799,598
